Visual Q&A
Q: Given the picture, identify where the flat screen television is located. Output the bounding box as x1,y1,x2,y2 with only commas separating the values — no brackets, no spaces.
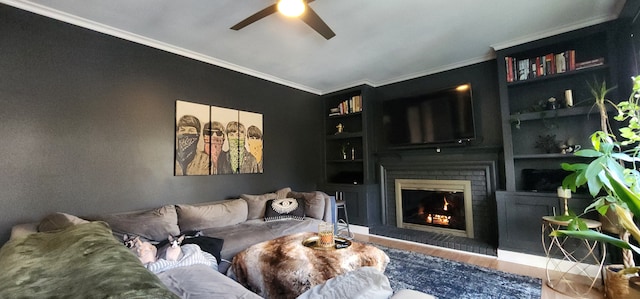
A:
382,84,476,147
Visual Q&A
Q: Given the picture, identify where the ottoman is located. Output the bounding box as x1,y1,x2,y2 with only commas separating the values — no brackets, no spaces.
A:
230,232,389,299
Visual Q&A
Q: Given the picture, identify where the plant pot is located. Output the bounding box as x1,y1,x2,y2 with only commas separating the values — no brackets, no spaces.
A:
604,265,640,299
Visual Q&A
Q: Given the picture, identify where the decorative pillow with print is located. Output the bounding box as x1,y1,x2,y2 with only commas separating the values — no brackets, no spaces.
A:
264,198,305,222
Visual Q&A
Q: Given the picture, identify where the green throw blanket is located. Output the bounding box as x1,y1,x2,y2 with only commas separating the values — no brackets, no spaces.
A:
0,221,179,299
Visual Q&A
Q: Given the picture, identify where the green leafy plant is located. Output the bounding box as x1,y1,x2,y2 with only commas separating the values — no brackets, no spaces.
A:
554,77,640,273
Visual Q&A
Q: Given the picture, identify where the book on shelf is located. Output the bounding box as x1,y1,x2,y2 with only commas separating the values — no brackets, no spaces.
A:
517,59,530,80
331,95,363,116
505,57,514,82
504,49,577,82
575,57,604,70
555,52,566,73
544,54,555,75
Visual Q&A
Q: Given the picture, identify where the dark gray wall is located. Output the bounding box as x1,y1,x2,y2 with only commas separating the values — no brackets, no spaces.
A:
0,5,322,242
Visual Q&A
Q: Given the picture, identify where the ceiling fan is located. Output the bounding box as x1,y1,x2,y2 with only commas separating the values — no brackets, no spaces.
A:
230,0,336,40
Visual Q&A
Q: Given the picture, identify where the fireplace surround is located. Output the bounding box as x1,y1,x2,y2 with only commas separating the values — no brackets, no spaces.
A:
395,179,474,238
373,156,499,255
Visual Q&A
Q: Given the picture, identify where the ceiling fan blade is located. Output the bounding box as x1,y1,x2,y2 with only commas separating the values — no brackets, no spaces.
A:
299,5,335,40
230,4,278,30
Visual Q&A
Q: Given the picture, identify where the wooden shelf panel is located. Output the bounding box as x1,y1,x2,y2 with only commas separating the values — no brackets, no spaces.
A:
506,64,609,87
513,153,580,159
510,106,598,121
326,132,363,139
326,159,364,163
328,111,362,118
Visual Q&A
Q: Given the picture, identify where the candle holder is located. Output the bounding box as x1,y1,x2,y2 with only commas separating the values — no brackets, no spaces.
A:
557,186,572,216
318,222,335,247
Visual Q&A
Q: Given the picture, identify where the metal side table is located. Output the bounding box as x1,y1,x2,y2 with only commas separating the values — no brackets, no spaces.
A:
542,216,606,298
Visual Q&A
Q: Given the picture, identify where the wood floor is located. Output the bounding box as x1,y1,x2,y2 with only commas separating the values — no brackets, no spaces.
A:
355,233,605,299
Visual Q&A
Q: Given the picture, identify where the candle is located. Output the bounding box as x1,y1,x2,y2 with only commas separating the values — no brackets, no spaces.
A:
557,186,571,198
564,90,573,107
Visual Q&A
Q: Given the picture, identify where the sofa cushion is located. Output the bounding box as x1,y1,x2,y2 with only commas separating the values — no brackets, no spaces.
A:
176,199,248,232
182,236,225,264
264,198,305,222
38,212,89,232
240,193,277,220
275,187,292,199
90,205,180,242
288,191,326,220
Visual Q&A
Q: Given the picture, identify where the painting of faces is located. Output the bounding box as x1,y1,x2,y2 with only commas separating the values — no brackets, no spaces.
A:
175,100,263,176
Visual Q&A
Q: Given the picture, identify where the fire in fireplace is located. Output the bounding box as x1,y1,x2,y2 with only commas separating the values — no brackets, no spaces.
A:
402,189,465,230
395,179,474,238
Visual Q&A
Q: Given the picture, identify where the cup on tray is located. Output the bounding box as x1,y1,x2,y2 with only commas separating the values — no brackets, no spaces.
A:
318,222,335,247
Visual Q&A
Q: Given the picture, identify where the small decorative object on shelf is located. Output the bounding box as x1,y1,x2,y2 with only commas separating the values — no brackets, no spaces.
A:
546,97,558,110
351,147,355,160
535,134,560,153
335,123,344,134
560,144,581,154
340,142,349,160
564,89,574,107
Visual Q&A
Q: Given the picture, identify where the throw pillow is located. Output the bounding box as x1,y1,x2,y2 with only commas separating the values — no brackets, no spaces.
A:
240,193,277,220
264,198,305,222
38,212,89,232
182,236,224,264
176,199,248,231
287,191,326,220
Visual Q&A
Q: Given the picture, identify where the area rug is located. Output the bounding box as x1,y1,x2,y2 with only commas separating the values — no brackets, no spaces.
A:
379,245,542,298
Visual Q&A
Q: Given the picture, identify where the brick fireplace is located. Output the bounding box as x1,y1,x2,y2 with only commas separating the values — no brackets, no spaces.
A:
373,156,499,255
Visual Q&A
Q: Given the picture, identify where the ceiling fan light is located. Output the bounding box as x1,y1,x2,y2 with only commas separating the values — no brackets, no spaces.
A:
277,0,305,17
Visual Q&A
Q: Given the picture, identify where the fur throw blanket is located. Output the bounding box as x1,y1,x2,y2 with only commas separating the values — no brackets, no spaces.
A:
230,232,389,299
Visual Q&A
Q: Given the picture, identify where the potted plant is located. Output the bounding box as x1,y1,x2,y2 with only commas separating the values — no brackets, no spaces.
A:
553,77,640,298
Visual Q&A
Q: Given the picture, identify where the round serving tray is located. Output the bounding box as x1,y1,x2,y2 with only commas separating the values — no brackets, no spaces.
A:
302,235,352,250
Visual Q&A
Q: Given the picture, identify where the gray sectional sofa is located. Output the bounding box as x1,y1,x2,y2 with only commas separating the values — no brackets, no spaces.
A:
2,187,433,299
10,187,333,268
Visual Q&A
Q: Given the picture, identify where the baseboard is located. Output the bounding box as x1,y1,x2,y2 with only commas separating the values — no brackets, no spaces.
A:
348,224,369,235
366,229,493,258
497,249,603,277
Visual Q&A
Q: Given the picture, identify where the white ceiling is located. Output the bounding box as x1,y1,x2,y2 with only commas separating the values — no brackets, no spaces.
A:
2,0,627,94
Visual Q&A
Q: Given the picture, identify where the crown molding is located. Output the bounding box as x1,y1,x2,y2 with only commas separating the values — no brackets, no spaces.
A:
490,15,619,51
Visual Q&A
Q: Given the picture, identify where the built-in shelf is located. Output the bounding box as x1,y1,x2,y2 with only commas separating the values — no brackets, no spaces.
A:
513,153,585,159
506,64,609,87
510,106,598,121
328,112,362,119
326,132,363,139
498,21,618,193
326,159,364,163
